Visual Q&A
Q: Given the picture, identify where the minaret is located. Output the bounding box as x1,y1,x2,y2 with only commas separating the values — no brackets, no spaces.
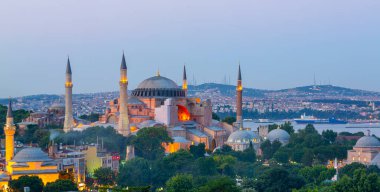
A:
182,65,188,97
118,53,130,136
236,64,243,128
63,57,75,132
4,99,16,165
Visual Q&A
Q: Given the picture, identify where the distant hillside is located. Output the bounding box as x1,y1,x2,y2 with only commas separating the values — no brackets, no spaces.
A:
2,84,380,103
189,83,380,99
188,83,269,98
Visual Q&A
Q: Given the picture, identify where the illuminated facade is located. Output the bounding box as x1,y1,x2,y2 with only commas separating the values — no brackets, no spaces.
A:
99,64,227,152
85,146,120,175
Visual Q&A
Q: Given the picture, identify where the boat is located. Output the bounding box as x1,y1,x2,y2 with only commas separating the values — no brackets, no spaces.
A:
294,113,347,124
243,119,253,122
254,119,274,123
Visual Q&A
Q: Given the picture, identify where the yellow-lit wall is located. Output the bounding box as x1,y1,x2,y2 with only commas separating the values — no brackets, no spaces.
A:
85,146,102,175
7,161,59,185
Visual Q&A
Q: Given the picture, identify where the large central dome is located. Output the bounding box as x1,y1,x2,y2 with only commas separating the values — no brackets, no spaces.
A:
137,76,179,89
132,75,186,98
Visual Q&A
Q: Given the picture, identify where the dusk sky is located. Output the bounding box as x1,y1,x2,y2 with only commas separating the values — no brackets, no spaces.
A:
1,0,380,97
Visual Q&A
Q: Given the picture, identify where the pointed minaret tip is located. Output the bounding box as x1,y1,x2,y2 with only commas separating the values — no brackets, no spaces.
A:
238,64,242,81
7,98,13,118
183,65,187,80
66,57,72,74
121,53,127,70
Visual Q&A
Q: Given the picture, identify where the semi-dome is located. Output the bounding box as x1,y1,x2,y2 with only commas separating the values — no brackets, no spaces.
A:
355,136,380,148
267,128,290,144
12,147,53,163
132,75,185,98
227,130,260,144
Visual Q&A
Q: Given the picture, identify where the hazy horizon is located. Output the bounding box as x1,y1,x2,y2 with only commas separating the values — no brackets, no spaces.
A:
1,0,380,97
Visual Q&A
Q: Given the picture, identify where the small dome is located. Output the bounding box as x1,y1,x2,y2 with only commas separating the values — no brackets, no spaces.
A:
355,136,380,148
12,147,53,163
137,76,179,89
267,129,290,144
227,130,260,144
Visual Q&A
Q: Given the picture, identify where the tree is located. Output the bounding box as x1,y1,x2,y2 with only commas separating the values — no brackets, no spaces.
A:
333,169,380,192
9,175,44,192
44,179,78,192
273,149,290,164
213,155,237,176
165,174,193,192
118,157,152,187
254,168,305,192
132,127,173,160
59,171,74,182
322,130,337,144
195,176,239,192
94,167,115,186
301,149,314,166
195,157,217,176
281,121,295,134
79,113,100,122
298,165,335,185
339,162,366,178
190,143,206,159
222,116,236,125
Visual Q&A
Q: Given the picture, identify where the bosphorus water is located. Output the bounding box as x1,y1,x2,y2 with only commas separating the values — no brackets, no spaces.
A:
245,121,380,136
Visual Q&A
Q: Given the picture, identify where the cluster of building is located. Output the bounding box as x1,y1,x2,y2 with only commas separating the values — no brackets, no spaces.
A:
0,54,299,190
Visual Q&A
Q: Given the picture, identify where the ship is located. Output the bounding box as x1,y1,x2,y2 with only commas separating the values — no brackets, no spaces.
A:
294,113,347,124
254,119,274,123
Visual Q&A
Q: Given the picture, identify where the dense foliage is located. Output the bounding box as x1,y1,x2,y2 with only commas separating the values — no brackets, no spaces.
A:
43,179,78,192
9,175,44,192
79,113,100,122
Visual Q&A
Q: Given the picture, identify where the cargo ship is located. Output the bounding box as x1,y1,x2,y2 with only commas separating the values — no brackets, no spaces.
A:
294,114,347,124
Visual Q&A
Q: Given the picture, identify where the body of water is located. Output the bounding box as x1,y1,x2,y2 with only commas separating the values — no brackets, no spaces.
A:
244,121,380,136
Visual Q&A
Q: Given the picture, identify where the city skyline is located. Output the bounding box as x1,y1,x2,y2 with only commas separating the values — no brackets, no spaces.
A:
1,0,380,97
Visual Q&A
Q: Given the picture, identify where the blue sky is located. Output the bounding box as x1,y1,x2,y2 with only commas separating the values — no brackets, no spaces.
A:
1,0,380,97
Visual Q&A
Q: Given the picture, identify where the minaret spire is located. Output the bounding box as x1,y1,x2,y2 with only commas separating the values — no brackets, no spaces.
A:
7,98,13,118
63,57,75,132
182,64,188,96
236,64,243,129
121,52,127,70
66,57,72,74
118,53,130,136
4,98,16,168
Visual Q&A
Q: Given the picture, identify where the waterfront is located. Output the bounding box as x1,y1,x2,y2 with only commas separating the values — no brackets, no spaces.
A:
245,121,380,135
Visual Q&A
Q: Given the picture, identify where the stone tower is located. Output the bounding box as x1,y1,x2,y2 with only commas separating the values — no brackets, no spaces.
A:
118,53,130,136
236,64,243,128
182,65,188,96
4,99,16,165
63,57,75,132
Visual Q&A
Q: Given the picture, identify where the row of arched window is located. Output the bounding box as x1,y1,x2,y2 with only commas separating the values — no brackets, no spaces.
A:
132,88,186,97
